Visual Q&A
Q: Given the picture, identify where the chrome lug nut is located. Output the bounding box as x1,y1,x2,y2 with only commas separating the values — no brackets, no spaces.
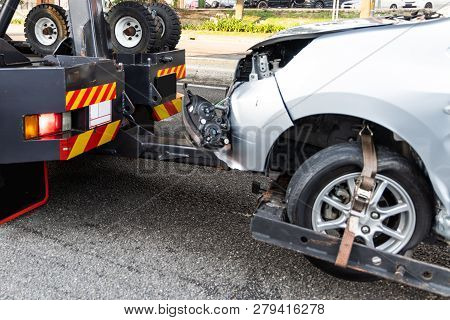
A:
361,226,370,234
371,212,380,219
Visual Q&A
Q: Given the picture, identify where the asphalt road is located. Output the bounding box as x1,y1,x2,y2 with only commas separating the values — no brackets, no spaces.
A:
0,86,448,300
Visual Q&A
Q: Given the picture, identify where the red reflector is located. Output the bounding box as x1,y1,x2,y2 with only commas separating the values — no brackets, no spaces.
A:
38,113,62,137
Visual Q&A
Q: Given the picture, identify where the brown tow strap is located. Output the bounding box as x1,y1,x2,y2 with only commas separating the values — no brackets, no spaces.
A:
335,125,377,268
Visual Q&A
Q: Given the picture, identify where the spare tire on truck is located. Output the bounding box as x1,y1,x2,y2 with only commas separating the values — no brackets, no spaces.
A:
24,4,69,56
148,3,181,51
107,1,159,54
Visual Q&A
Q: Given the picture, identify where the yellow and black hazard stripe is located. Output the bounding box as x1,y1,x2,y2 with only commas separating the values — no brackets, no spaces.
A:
156,64,186,80
60,120,121,160
65,82,117,111
152,94,183,121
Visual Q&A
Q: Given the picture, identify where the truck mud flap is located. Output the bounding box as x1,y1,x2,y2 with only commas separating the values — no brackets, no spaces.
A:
251,201,450,297
0,162,48,224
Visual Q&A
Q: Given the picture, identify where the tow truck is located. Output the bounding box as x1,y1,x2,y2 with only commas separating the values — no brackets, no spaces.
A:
1,0,449,297
0,0,191,222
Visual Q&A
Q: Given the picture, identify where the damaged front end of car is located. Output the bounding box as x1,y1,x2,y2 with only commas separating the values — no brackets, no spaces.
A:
182,36,314,171
181,17,416,171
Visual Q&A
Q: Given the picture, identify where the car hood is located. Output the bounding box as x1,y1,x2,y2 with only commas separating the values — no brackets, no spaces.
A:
250,18,398,50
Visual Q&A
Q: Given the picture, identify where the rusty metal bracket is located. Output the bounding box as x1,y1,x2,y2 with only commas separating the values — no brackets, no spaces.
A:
251,201,450,297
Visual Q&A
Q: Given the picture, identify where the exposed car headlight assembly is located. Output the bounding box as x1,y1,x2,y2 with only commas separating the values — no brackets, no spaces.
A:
182,93,231,149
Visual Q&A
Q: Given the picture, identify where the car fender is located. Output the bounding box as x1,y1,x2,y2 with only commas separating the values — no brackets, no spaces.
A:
215,77,294,172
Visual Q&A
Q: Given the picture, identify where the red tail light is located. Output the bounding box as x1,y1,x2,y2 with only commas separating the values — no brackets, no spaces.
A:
24,112,71,140
38,113,62,137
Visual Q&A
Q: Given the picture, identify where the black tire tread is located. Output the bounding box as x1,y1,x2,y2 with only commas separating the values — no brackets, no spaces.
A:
148,3,181,51
49,4,67,18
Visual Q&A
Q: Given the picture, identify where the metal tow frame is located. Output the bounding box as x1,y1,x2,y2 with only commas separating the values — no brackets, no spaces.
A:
250,199,450,297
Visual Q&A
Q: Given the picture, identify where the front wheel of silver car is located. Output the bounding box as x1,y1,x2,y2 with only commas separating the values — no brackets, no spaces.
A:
286,143,433,281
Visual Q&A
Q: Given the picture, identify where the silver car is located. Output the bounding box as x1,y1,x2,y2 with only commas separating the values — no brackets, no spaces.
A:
184,9,450,279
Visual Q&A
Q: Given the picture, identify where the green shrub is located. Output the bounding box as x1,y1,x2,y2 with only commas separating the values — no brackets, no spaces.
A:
183,17,285,34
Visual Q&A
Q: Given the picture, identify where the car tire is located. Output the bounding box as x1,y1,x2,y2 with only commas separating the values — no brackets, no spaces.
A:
286,143,433,281
107,1,158,54
24,4,69,56
425,2,433,8
390,4,398,9
257,1,269,8
148,2,182,51
314,1,325,8
211,1,220,8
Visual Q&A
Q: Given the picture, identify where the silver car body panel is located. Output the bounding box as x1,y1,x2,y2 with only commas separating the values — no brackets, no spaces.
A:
215,77,293,171
222,17,450,227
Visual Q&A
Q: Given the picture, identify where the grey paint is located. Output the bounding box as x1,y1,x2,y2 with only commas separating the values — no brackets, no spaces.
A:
0,67,67,163
215,78,293,171
67,0,110,58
